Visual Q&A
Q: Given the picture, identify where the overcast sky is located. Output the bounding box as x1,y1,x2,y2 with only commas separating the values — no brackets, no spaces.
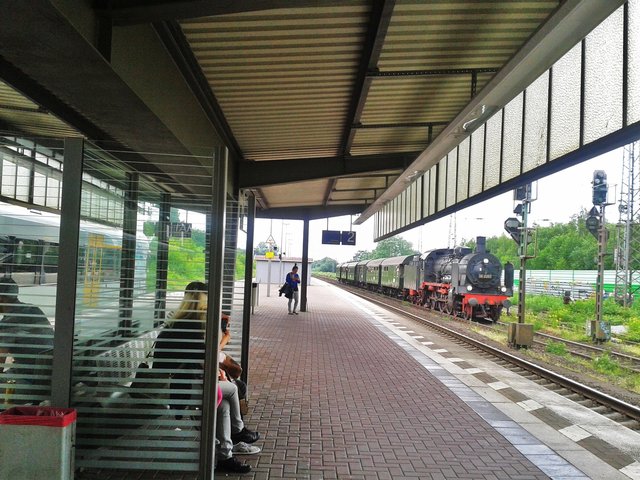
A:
244,146,629,263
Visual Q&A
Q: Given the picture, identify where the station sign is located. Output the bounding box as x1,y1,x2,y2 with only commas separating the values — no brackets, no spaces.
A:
321,230,341,245
170,222,192,238
322,230,357,245
341,231,356,246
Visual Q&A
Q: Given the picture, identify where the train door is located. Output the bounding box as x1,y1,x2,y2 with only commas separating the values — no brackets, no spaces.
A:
84,233,105,307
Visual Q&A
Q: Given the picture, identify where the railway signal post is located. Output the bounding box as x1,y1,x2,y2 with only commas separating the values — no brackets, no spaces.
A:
587,171,611,343
504,184,536,348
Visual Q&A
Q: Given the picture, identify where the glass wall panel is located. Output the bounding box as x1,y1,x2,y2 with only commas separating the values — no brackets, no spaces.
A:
502,93,523,181
523,71,549,172
457,138,470,203
446,151,457,208
429,165,437,216
550,44,581,160
630,0,640,125
484,112,502,190
422,172,430,219
584,7,624,144
70,147,222,472
437,158,447,211
415,176,422,223
469,125,485,197
0,137,64,412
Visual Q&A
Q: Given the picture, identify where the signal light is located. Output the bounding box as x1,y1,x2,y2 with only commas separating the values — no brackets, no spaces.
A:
586,215,600,239
504,217,522,243
514,183,532,201
592,170,608,205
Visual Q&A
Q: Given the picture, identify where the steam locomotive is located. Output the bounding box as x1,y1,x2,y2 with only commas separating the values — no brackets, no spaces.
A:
337,236,513,321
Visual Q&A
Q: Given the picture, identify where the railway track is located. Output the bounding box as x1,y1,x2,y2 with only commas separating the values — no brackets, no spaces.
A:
337,282,640,428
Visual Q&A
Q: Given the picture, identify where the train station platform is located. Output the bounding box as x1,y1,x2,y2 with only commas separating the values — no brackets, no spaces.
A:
76,280,639,480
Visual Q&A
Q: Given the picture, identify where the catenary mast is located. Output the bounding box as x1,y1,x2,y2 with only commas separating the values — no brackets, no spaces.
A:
614,142,640,306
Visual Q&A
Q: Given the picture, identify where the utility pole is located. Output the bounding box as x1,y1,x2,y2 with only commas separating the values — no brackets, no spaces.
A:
614,142,640,306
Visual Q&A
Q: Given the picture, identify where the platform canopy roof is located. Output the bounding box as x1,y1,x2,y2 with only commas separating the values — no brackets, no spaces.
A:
0,0,623,220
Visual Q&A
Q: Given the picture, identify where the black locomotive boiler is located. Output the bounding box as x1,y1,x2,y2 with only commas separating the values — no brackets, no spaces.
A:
338,236,513,321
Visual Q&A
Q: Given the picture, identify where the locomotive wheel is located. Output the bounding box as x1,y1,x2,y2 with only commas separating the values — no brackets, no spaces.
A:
442,303,452,315
463,307,473,321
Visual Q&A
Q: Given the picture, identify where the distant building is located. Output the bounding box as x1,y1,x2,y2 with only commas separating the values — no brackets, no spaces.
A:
255,256,313,285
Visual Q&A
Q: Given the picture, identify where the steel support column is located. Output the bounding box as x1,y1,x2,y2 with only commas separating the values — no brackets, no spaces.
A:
300,217,310,312
154,193,171,325
241,193,256,386
200,147,227,479
118,172,139,337
51,137,84,408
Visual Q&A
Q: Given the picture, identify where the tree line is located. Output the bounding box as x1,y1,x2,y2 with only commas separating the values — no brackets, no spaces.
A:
313,209,622,273
464,209,616,270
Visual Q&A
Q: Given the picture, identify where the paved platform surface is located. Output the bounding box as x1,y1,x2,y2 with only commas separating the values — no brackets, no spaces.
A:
77,281,618,479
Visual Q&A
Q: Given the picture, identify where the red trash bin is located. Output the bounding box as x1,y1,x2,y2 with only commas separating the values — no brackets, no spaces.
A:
0,406,76,480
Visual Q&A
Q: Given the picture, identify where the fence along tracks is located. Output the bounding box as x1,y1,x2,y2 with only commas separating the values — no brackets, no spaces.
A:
340,284,640,426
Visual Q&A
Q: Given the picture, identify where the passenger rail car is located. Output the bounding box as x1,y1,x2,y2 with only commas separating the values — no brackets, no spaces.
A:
338,236,513,321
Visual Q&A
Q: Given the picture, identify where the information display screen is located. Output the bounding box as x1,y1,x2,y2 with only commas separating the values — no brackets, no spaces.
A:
321,230,341,245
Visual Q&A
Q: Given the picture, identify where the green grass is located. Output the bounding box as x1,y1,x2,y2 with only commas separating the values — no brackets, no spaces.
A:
591,353,622,376
545,341,568,356
313,272,336,280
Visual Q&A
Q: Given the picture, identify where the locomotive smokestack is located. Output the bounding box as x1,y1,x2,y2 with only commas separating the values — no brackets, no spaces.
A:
476,236,486,254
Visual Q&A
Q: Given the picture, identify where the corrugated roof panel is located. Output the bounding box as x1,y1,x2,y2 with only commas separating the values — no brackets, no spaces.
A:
381,1,559,70
181,3,371,162
259,178,329,207
0,81,79,138
336,177,388,190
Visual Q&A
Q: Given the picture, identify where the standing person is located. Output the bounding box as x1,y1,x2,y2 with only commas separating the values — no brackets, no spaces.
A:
285,265,300,315
0,276,53,394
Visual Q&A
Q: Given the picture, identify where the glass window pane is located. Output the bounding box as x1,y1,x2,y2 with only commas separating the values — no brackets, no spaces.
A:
550,44,581,160
446,151,457,208
46,177,60,209
1,159,17,197
584,7,624,144
469,125,485,197
484,112,502,190
523,71,549,172
457,138,470,203
630,0,640,125
502,93,523,181
33,171,47,206
16,165,31,201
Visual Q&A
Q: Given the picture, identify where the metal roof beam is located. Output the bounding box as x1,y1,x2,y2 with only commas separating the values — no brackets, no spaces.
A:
354,121,449,129
256,204,364,221
154,21,242,161
367,68,499,78
331,0,396,208
238,152,415,188
102,1,349,26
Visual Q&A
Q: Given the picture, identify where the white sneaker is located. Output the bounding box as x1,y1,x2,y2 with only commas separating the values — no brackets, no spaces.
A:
233,442,261,455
